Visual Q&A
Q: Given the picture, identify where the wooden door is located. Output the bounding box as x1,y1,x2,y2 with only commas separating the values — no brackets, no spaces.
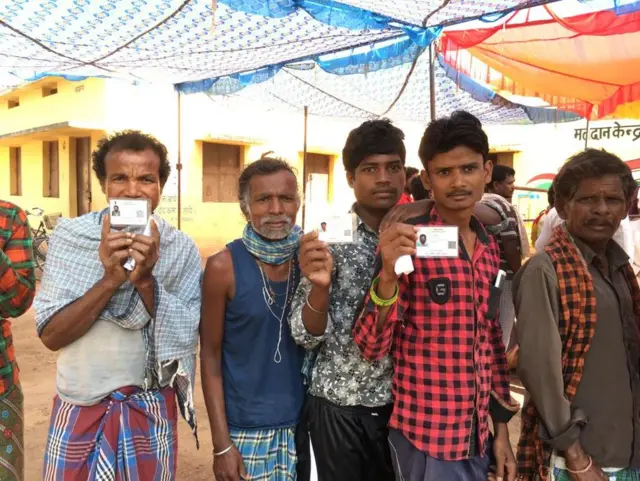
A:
74,137,92,215
304,153,330,205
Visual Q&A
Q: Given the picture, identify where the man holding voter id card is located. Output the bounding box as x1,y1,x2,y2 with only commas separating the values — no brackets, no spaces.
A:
290,119,407,481
353,111,519,481
35,131,201,480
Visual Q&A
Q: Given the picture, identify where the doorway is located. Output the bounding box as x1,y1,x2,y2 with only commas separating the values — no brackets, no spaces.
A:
74,137,92,216
304,153,331,205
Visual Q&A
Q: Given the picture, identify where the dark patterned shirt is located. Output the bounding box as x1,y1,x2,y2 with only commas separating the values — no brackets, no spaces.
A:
289,215,393,407
353,206,515,460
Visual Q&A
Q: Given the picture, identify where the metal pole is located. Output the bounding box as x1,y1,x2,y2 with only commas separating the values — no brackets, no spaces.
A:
176,90,183,231
584,118,590,150
301,106,309,228
429,43,436,121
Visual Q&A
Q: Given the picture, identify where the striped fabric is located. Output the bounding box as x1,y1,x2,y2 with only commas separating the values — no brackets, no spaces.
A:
498,279,515,348
0,200,35,398
229,426,297,481
34,210,201,436
44,386,177,481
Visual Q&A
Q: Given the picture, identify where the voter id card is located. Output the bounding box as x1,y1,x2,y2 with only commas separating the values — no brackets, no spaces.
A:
416,226,459,258
109,198,150,228
315,213,356,244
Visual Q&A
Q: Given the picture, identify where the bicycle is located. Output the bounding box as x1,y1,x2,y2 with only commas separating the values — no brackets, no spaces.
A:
25,207,61,274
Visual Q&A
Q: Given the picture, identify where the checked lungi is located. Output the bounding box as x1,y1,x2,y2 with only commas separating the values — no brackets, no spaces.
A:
552,467,640,480
43,386,177,481
229,426,297,481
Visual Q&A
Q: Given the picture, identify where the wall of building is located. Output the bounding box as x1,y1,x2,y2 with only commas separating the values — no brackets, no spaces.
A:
0,132,104,219
0,77,107,135
485,118,640,219
4,76,639,255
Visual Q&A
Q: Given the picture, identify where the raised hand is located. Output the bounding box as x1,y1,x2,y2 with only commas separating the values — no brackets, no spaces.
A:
128,219,160,286
299,231,333,288
378,223,417,283
98,214,130,288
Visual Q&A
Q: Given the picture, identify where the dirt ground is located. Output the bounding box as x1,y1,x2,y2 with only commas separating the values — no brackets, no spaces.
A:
15,306,522,481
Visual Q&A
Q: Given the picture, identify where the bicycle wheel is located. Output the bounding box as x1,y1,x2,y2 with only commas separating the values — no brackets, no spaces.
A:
33,236,48,273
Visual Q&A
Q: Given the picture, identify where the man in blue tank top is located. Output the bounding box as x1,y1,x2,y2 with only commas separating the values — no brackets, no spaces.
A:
288,119,408,481
200,157,308,481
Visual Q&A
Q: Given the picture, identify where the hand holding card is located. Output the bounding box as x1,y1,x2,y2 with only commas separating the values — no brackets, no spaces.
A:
299,231,333,288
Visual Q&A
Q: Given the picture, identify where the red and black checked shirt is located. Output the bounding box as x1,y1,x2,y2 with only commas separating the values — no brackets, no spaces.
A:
353,206,516,461
0,200,36,395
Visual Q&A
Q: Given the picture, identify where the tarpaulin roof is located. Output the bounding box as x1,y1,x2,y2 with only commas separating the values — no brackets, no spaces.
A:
0,0,560,89
213,52,534,123
440,0,640,119
0,0,575,124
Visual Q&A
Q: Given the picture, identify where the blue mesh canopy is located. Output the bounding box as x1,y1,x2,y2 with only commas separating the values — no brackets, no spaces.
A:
0,0,557,89
209,52,532,124
0,0,565,123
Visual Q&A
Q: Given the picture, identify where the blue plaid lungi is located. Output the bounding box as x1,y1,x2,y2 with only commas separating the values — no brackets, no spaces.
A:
229,426,297,481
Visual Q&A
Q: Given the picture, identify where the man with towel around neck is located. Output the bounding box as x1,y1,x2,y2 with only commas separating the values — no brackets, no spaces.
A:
35,130,201,480
200,157,309,481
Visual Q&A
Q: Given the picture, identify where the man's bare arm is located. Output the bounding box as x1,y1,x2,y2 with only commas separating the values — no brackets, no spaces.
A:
40,215,131,352
200,250,234,450
40,276,122,351
502,236,522,273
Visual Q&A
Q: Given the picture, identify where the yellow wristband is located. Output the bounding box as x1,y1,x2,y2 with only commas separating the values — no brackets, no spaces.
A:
369,277,399,307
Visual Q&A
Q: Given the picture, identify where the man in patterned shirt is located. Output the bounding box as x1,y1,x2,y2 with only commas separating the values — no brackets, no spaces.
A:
0,200,36,481
289,119,407,481
353,111,519,481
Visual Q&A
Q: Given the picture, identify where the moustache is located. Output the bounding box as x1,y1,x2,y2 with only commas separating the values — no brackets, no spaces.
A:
260,215,292,226
446,190,473,197
585,218,615,228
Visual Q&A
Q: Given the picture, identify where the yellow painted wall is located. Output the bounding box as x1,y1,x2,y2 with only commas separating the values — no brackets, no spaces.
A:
0,133,105,218
0,77,107,135
0,77,108,220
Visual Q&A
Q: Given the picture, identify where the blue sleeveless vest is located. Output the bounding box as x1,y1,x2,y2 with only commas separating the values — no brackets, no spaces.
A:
222,239,305,429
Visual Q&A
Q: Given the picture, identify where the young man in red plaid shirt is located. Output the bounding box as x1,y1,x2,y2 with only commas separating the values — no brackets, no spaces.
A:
353,111,519,481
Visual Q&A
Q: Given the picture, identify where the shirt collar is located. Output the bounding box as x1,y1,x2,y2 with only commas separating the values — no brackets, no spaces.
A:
350,203,378,236
572,234,629,269
428,205,490,245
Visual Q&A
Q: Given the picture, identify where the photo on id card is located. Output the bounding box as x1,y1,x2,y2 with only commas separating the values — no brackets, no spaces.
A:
416,226,459,258
313,213,356,244
109,198,150,228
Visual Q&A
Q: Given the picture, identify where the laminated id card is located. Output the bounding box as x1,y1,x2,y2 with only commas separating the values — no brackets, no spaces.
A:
109,198,150,228
416,226,459,258
313,213,356,244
